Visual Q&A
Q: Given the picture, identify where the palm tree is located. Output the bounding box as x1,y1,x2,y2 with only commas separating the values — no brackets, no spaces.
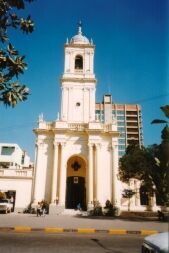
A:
151,105,169,125
151,105,169,207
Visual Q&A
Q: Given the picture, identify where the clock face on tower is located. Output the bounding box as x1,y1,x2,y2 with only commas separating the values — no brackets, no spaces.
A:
104,95,111,104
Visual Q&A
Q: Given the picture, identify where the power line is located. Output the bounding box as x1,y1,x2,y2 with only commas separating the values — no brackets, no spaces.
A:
129,93,169,104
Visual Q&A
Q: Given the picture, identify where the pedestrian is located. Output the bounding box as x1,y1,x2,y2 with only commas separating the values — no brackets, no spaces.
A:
41,200,46,216
77,203,81,211
37,202,42,217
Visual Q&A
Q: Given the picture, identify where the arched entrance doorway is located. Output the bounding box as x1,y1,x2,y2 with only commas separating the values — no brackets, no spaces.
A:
66,156,86,210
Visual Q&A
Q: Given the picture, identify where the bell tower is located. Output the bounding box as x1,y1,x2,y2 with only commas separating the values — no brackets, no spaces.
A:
60,23,96,123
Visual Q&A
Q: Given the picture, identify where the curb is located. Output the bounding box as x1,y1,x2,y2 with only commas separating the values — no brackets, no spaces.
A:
0,227,159,235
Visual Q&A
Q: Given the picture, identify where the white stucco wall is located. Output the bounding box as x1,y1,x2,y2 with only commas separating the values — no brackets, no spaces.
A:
0,178,32,210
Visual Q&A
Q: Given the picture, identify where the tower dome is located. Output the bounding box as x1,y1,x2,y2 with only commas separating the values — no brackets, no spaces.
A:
70,22,90,45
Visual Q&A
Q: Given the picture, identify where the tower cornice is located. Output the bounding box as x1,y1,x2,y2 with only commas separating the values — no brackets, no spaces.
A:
64,44,95,49
60,77,97,83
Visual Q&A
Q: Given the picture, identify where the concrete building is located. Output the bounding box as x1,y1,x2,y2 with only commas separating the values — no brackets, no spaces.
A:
96,95,143,158
0,143,33,211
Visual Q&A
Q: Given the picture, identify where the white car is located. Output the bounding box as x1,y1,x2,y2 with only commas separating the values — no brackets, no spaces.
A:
142,232,169,253
0,199,13,214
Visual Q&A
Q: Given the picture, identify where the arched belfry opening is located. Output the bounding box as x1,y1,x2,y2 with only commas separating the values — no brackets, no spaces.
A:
66,155,86,210
75,55,83,70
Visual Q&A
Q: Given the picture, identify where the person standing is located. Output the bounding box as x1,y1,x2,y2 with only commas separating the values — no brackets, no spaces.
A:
36,202,42,217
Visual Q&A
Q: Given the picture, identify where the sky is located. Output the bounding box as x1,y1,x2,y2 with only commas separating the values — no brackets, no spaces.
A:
0,0,168,161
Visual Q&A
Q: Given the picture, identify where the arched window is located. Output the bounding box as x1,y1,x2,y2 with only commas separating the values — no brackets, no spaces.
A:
75,55,83,70
139,185,149,205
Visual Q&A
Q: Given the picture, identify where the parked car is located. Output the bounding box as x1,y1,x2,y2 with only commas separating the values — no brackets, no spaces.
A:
0,199,13,214
142,232,169,253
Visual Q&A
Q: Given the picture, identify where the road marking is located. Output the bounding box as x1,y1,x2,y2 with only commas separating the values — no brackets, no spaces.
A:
14,226,31,232
109,229,127,234
141,230,158,235
0,227,160,235
45,227,64,233
77,228,95,233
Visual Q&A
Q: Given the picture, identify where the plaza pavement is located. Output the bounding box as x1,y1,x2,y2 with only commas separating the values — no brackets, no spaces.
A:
0,212,168,234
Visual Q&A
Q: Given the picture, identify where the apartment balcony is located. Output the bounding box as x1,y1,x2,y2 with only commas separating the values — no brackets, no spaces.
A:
0,168,33,179
126,117,138,122
0,168,33,178
0,155,16,163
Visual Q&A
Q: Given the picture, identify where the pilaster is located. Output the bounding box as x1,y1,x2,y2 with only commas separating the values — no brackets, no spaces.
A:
58,142,67,206
51,141,59,203
32,140,45,204
95,143,102,203
112,141,120,206
87,143,94,208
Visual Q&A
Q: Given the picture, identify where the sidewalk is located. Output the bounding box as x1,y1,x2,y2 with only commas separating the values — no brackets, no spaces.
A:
0,212,168,234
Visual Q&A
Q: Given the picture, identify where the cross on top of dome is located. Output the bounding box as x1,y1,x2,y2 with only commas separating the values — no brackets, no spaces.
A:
70,21,90,45
78,21,82,35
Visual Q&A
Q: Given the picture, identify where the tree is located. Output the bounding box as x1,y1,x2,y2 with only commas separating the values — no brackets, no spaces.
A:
0,0,34,107
119,142,169,206
119,142,154,187
151,105,169,206
151,105,169,125
119,106,169,206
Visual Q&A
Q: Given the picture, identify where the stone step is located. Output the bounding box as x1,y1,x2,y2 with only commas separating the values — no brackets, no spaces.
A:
62,209,81,215
49,205,64,215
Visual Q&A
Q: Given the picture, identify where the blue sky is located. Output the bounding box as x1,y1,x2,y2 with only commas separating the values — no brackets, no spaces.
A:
0,0,168,160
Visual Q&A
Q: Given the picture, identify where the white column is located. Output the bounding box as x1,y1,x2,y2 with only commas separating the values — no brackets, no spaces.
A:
88,52,91,73
51,142,59,203
59,143,66,206
61,87,64,120
64,50,70,72
83,88,88,122
96,143,102,203
112,143,120,206
89,88,93,121
109,144,113,203
88,144,94,208
68,87,72,121
91,51,94,74
33,142,44,204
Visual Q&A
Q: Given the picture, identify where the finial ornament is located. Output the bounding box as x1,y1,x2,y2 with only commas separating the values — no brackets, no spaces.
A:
57,112,60,121
78,20,82,35
38,113,44,123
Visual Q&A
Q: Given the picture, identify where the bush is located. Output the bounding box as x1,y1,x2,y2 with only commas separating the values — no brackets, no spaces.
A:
103,200,121,217
92,201,103,216
0,191,7,199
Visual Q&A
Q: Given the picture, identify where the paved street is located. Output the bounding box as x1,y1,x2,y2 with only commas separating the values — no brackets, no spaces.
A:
0,232,144,253
0,213,167,232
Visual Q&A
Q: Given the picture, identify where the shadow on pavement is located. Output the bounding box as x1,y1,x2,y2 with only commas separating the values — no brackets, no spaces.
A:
74,214,162,222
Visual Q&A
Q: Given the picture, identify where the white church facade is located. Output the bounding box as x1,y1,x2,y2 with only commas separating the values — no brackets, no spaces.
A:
32,25,160,213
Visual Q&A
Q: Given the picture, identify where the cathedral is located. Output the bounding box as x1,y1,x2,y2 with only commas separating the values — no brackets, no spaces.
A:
32,24,121,214
32,24,159,213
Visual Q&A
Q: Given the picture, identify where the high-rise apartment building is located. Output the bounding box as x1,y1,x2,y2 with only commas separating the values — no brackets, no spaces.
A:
96,95,143,158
